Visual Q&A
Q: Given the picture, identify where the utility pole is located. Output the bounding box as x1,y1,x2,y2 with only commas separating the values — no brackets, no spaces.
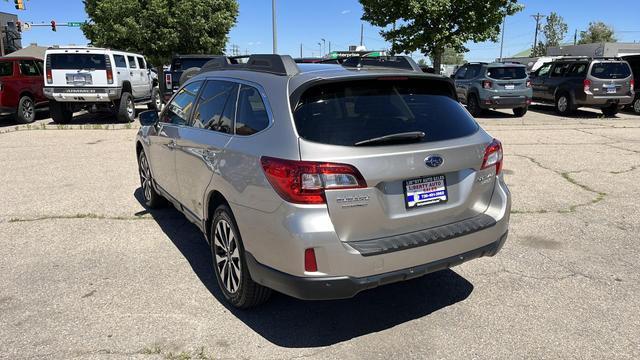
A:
360,23,364,46
531,13,545,56
499,17,506,61
574,29,578,45
317,42,321,57
321,38,325,57
300,43,303,58
328,41,331,54
272,0,277,54
392,21,396,53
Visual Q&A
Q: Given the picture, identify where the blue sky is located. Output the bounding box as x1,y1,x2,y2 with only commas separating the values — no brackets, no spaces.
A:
3,0,639,63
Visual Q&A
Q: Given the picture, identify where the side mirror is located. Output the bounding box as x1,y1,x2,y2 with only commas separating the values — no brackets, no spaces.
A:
139,110,159,126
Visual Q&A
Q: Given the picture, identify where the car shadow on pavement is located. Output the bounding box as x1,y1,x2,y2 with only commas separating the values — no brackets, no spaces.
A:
527,104,611,119
44,108,146,125
134,188,475,348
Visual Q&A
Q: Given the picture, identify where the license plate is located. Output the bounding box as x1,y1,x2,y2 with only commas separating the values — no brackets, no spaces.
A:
505,84,515,90
73,74,86,82
606,87,617,94
404,175,448,209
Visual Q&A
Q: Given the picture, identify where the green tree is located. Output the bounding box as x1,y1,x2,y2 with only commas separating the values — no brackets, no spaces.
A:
440,47,465,65
82,0,239,66
359,0,523,74
542,12,568,47
530,41,546,57
417,58,428,66
578,21,617,44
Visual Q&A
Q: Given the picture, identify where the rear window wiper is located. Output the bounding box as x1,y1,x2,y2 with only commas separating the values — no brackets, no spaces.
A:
354,131,425,146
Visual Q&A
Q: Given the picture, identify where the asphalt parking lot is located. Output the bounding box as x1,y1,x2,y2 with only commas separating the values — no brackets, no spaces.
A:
1,106,639,359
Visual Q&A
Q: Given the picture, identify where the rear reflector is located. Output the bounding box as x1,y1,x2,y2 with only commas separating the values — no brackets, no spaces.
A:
304,248,318,272
526,79,531,88
482,80,492,89
481,139,503,175
261,156,367,204
631,79,635,92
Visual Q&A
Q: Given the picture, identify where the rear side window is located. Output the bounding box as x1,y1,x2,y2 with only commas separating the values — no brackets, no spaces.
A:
465,64,481,79
487,66,527,80
161,81,202,125
566,63,588,77
590,62,631,79
293,79,478,147
136,57,146,69
192,80,238,132
235,85,270,136
551,63,571,77
48,53,107,70
0,61,13,76
172,58,211,71
19,60,40,76
113,55,127,68
127,56,137,69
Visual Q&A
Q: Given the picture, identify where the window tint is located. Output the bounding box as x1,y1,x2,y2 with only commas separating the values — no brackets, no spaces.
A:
48,54,107,70
127,55,137,69
486,66,526,80
236,85,270,136
566,63,588,77
0,61,13,76
161,81,202,126
551,63,571,77
293,79,478,147
590,62,632,79
20,60,40,76
136,57,146,69
172,58,212,71
113,55,127,68
454,66,467,79
192,80,237,132
465,65,481,79
536,63,552,77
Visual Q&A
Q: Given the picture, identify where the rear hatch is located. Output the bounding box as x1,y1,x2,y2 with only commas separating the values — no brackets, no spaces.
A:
588,61,633,96
485,66,528,93
45,50,110,88
292,77,499,242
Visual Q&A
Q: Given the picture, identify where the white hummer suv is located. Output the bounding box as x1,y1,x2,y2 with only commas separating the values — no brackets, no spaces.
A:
43,46,161,123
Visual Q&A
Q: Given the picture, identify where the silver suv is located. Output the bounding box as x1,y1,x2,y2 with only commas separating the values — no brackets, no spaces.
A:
454,62,532,117
135,55,511,308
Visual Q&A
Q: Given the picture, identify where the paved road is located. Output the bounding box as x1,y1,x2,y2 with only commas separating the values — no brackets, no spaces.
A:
1,106,639,359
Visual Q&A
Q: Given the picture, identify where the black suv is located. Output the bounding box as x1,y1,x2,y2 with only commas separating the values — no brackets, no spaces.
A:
160,55,223,102
622,55,640,114
530,57,634,116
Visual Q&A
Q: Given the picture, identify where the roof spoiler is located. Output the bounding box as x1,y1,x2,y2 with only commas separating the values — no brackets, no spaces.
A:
198,54,300,76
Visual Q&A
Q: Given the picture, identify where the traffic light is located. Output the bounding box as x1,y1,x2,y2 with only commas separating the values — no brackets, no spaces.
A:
14,0,25,10
16,21,22,33
51,20,56,32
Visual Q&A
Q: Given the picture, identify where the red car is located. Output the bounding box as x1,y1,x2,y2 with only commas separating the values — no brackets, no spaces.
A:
0,56,47,124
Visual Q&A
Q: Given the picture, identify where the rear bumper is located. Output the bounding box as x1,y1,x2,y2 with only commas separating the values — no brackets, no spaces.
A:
246,232,508,300
576,94,634,107
480,95,530,109
44,87,122,102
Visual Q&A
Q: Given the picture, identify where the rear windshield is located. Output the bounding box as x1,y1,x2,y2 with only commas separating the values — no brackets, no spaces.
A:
486,66,527,80
0,62,12,76
172,58,212,71
590,62,631,79
293,79,478,147
48,53,107,70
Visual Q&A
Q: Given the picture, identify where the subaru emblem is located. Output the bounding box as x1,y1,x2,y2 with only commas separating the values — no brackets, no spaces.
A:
424,155,444,168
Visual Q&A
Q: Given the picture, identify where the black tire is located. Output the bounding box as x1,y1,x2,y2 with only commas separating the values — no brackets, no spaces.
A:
116,92,135,123
513,106,528,117
179,67,200,86
49,100,73,124
147,87,163,111
211,204,272,309
16,95,36,124
137,150,165,208
555,93,574,116
633,97,640,115
601,104,619,117
466,94,483,117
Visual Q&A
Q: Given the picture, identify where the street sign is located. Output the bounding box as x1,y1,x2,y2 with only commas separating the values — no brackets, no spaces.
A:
22,22,31,31
67,22,84,27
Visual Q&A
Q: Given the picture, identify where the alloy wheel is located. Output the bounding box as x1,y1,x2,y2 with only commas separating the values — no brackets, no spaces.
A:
22,98,34,121
127,98,135,119
634,99,640,114
557,96,568,113
214,219,241,294
139,154,152,201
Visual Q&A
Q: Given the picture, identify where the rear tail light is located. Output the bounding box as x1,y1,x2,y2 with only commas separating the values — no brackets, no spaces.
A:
105,55,113,84
260,156,367,205
481,139,503,175
304,248,318,272
526,79,531,88
165,73,172,88
46,68,52,84
631,79,635,92
45,55,53,84
482,80,492,89
583,79,591,93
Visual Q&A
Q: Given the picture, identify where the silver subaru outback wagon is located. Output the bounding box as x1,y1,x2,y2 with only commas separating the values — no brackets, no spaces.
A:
135,55,511,308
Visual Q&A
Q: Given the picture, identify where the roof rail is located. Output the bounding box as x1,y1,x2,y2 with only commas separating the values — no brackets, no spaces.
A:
555,56,621,61
341,55,422,72
198,54,300,76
